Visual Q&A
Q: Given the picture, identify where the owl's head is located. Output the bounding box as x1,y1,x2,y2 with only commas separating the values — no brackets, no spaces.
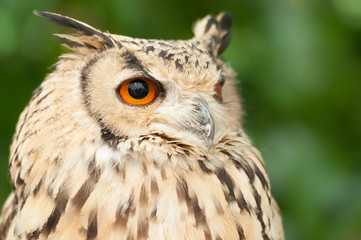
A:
34,11,242,151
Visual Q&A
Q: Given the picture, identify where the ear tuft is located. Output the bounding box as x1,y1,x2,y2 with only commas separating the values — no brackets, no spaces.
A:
34,10,118,51
193,12,232,57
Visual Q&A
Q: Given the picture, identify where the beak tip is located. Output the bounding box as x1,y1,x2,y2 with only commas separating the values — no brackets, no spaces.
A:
206,124,215,149
181,99,216,149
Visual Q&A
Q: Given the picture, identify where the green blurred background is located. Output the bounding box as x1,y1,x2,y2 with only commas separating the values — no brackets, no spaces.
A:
0,0,360,239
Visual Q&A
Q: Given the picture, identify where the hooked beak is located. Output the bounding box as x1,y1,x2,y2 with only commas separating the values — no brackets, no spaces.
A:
182,99,215,149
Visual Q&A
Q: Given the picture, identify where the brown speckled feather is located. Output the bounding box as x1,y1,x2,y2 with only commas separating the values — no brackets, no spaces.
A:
0,11,284,240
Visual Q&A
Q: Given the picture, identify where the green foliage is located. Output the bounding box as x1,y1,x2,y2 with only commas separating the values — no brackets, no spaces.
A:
0,0,360,239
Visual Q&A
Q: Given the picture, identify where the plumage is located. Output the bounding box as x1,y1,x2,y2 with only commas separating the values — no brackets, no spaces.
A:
0,11,284,240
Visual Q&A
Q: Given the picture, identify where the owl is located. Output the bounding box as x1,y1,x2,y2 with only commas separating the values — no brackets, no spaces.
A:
0,11,284,240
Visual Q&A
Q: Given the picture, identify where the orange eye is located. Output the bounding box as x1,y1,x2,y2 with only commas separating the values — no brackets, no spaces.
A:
118,78,159,105
214,82,223,101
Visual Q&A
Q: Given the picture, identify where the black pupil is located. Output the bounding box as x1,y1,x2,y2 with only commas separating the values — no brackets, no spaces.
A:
128,80,149,99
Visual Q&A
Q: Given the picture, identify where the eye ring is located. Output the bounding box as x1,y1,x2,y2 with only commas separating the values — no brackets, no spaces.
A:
118,78,160,106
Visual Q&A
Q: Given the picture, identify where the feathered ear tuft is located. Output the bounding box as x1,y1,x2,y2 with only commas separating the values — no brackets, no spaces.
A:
193,12,232,57
34,10,118,52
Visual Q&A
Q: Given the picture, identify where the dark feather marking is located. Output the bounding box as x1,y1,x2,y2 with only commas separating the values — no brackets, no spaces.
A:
205,61,210,69
158,41,172,47
184,55,189,63
150,178,159,195
203,155,211,162
200,13,233,56
221,150,255,183
253,188,270,240
33,178,43,196
176,177,188,203
27,229,40,239
81,54,101,91
0,205,17,239
216,168,236,203
87,209,98,240
176,177,194,216
84,43,97,50
140,136,149,142
192,196,207,227
138,138,145,145
114,39,123,49
164,53,174,60
122,50,143,71
150,207,157,221
139,183,148,205
32,86,43,98
241,161,255,183
145,46,155,53
121,51,154,79
19,191,28,211
56,36,84,48
101,127,123,148
81,55,111,129
43,189,69,235
130,40,140,46
191,43,206,53
137,217,149,239
71,165,101,210
217,31,231,56
141,163,148,175
160,167,167,180
12,143,21,160
34,11,114,48
15,173,24,186
151,132,178,142
195,59,199,67
214,200,224,215
204,230,212,240
48,62,60,70
236,192,251,214
216,13,232,55
237,223,246,240
208,36,219,55
177,143,193,150
35,91,52,105
219,13,232,30
87,157,96,173
158,50,167,59
115,195,135,227
204,16,218,33
175,59,183,70
198,160,212,174
16,158,21,167
253,164,269,190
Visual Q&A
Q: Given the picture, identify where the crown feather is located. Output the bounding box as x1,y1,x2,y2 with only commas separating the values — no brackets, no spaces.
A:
34,10,118,51
193,12,232,57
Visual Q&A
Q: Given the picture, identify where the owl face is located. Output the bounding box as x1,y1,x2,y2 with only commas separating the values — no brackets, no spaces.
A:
34,11,242,151
82,40,222,149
